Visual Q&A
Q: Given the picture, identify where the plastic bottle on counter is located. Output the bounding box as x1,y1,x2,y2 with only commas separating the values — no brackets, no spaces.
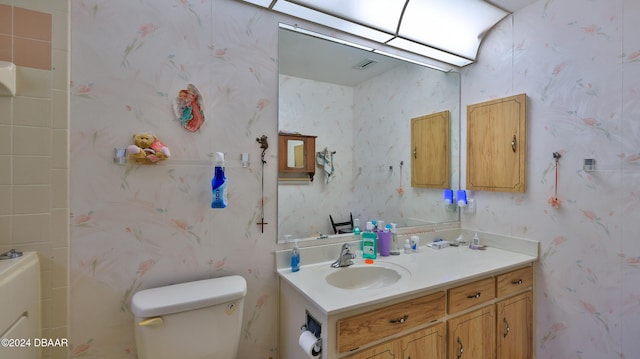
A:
291,239,300,272
390,223,400,255
404,239,412,254
472,232,481,246
410,235,419,253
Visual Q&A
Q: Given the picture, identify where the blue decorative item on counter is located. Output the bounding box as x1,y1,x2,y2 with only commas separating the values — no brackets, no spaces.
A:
457,190,467,207
443,189,454,204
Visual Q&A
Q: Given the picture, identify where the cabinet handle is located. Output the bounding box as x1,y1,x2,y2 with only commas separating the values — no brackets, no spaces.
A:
511,279,523,285
413,147,417,158
466,292,481,299
457,337,464,358
503,317,511,338
511,135,517,152
389,315,409,324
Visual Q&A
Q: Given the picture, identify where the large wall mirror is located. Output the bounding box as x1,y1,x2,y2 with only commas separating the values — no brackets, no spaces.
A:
277,25,460,242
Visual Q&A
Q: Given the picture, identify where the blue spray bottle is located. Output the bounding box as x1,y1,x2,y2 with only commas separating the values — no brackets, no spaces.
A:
211,152,228,208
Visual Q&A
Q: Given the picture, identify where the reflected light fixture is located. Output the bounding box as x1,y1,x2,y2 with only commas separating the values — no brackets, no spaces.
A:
238,0,511,68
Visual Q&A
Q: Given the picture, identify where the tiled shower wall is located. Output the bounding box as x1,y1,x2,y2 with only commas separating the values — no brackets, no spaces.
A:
0,1,69,358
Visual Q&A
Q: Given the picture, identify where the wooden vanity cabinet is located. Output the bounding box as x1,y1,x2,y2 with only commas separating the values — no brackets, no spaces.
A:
446,266,533,359
278,134,317,181
447,306,496,359
496,291,533,359
338,292,445,354
278,264,534,359
344,323,446,359
343,341,396,359
447,277,495,314
495,267,534,359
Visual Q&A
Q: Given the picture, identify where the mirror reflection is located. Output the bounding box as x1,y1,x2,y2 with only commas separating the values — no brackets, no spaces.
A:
287,140,304,168
277,26,460,242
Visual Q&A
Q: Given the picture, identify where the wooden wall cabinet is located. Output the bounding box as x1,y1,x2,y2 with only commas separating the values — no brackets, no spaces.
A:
466,94,527,192
411,110,450,188
278,134,317,181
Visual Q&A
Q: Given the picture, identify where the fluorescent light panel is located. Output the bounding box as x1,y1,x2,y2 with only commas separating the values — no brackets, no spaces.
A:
399,0,508,59
273,1,395,43
240,0,511,67
387,37,473,67
372,49,451,72
279,23,374,52
289,0,406,34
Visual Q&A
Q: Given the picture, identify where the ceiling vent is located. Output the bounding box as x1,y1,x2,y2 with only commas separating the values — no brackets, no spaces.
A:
354,58,378,70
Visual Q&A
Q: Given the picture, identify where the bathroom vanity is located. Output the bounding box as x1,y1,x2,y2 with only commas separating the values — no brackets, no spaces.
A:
277,231,537,359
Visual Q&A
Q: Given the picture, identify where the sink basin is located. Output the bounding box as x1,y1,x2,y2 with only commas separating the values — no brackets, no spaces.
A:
325,264,407,290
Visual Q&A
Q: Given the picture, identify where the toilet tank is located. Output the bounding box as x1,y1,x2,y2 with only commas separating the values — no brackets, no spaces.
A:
132,275,247,359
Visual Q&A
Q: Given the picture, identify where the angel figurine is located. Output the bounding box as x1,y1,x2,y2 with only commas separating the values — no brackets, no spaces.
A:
174,84,205,132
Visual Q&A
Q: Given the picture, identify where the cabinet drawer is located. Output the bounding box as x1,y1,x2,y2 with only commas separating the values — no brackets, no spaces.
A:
448,277,495,314
337,291,445,353
497,266,533,297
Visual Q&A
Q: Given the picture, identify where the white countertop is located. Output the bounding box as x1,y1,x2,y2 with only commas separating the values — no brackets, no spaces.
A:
277,234,538,315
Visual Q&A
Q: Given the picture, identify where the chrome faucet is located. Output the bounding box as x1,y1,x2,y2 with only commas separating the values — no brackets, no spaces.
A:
0,249,23,260
317,232,329,239
331,243,356,268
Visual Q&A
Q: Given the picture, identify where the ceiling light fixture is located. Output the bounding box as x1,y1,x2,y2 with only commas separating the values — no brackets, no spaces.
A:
239,0,510,68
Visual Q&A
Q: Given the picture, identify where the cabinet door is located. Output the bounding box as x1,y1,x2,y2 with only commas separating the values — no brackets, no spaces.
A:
466,93,526,192
411,111,450,188
497,291,533,359
399,323,445,359
447,306,495,359
344,341,398,359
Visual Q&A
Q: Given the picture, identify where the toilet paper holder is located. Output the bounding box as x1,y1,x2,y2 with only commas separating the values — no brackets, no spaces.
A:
300,325,322,356
304,311,321,337
301,311,322,356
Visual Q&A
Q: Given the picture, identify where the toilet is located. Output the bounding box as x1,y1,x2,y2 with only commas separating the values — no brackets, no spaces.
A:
131,275,247,359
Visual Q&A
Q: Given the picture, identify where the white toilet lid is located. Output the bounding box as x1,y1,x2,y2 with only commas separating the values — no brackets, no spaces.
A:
131,275,247,317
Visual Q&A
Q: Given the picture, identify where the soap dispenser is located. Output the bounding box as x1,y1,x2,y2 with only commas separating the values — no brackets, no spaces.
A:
291,239,300,272
472,232,481,246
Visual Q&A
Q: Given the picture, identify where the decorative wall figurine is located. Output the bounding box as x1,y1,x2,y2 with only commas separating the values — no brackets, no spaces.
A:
174,84,205,132
127,132,171,164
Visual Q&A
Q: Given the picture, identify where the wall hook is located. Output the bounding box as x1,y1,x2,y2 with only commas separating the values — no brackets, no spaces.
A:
256,135,269,233
549,151,562,208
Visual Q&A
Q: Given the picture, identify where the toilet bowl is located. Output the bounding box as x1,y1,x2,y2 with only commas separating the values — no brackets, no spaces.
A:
131,275,247,359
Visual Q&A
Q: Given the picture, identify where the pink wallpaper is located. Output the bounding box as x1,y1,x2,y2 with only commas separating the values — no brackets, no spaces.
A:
462,0,640,357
